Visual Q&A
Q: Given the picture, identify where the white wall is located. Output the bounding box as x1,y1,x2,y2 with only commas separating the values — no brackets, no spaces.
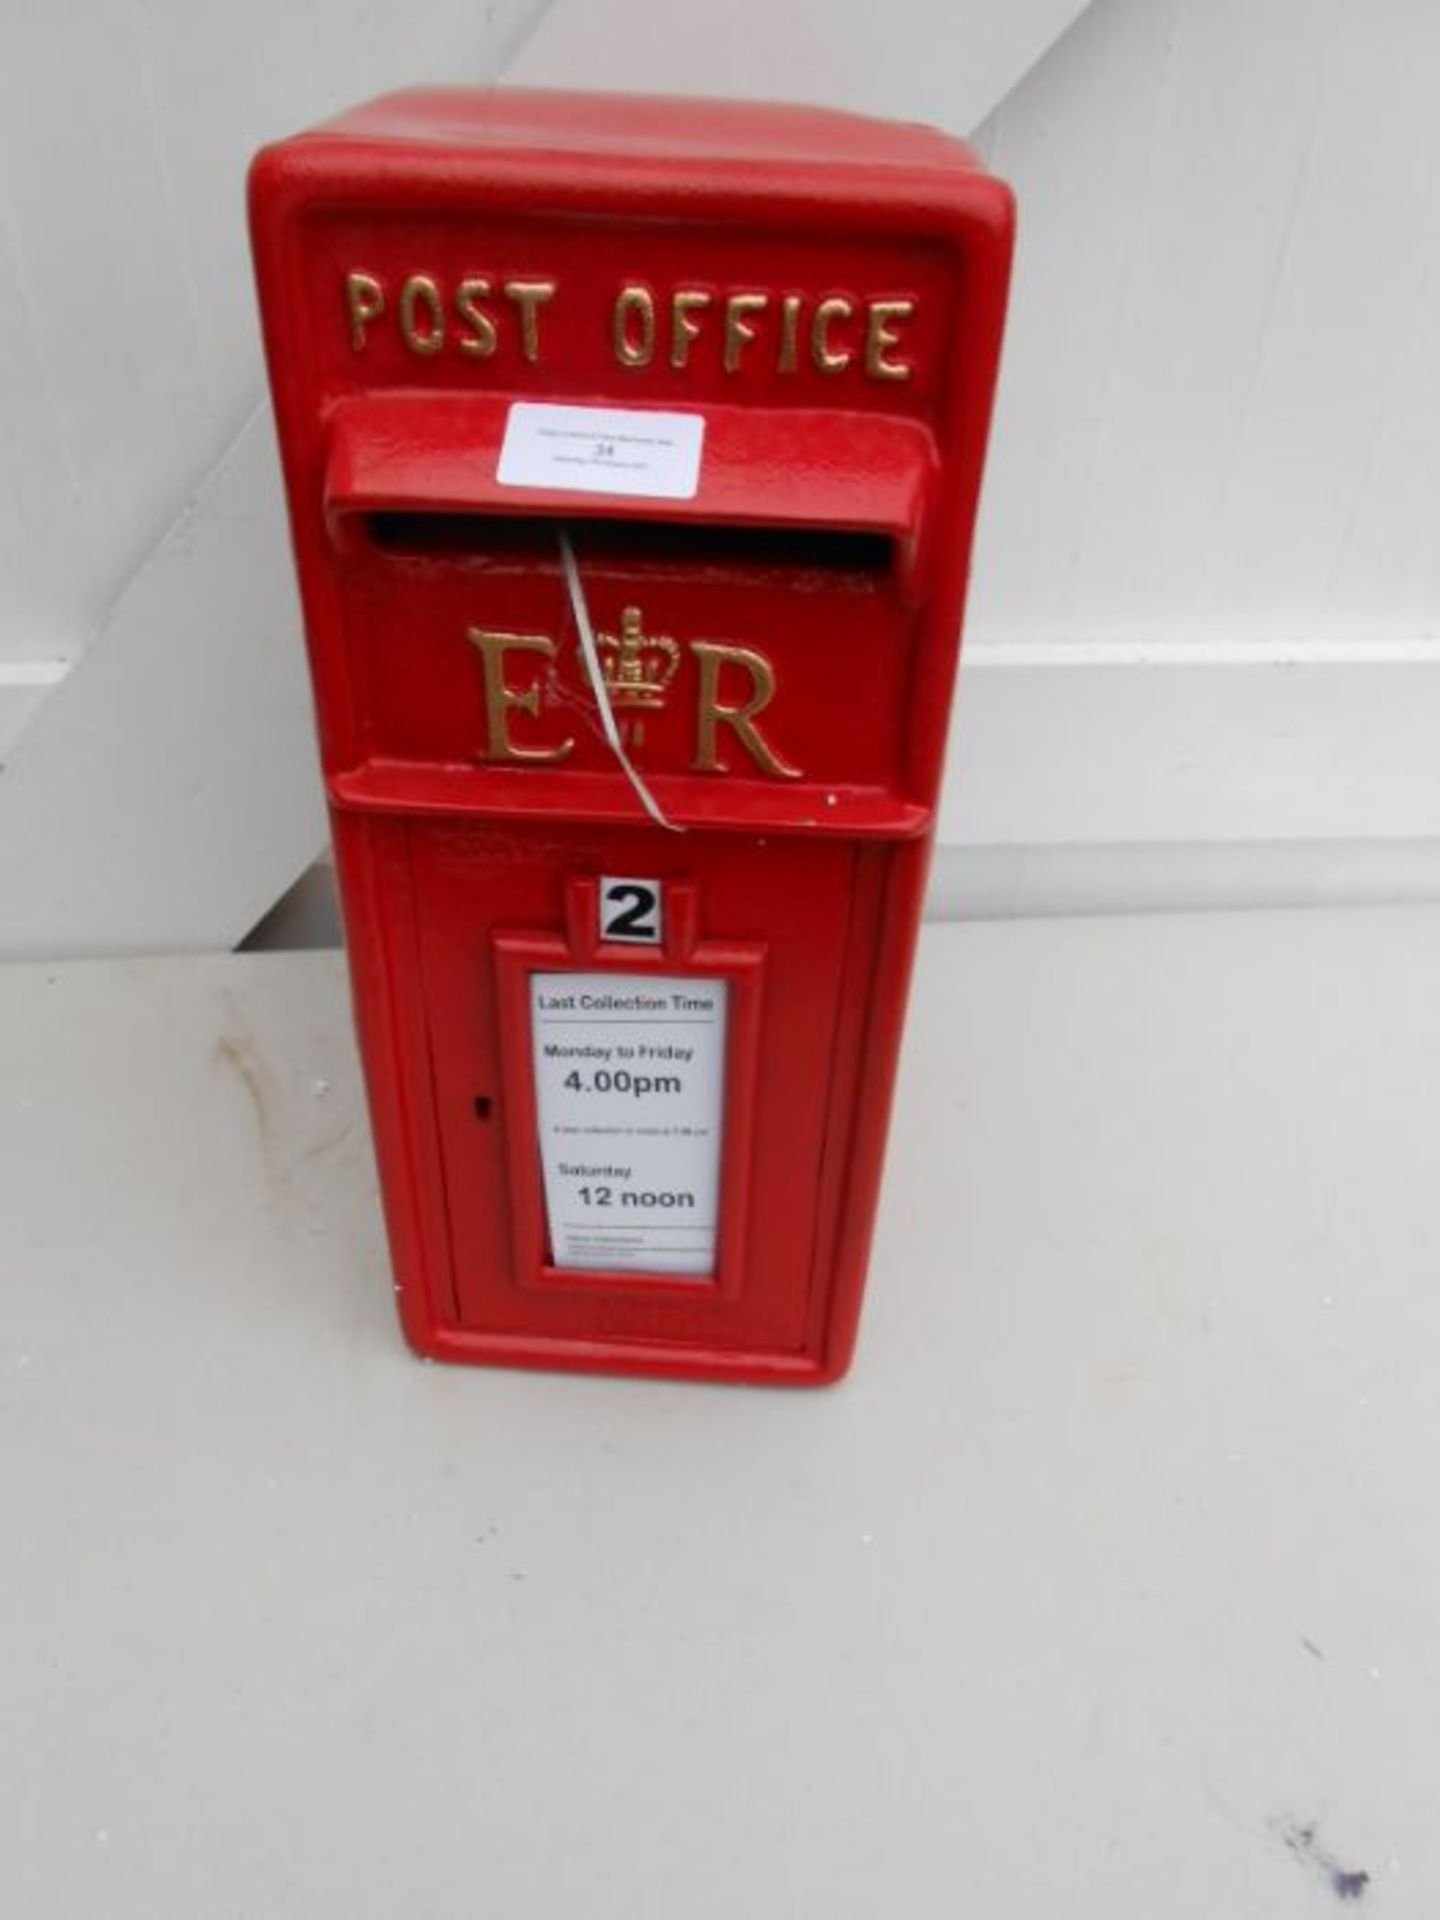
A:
944,0,1440,866
2,0,1438,954
973,0,1440,654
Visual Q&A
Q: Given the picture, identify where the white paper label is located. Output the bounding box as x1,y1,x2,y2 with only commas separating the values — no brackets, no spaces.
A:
530,971,727,1276
497,403,704,499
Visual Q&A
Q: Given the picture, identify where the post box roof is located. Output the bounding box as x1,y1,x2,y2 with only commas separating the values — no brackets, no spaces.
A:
304,86,983,175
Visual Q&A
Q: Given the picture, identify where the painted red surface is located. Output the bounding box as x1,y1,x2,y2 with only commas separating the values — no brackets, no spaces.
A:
249,87,1013,1382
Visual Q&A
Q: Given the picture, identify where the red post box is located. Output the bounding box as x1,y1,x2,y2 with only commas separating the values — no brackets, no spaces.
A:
249,88,1013,1383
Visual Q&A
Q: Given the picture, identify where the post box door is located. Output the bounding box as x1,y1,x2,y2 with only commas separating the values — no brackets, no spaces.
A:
403,822,884,1361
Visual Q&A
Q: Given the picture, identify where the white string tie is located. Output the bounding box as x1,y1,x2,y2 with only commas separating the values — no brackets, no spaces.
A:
558,526,684,834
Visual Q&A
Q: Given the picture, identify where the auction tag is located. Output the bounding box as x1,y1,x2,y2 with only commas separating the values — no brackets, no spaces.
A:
530,971,727,1275
497,402,704,499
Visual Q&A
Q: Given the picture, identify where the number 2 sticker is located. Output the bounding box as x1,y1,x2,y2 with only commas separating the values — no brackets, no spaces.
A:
599,877,662,945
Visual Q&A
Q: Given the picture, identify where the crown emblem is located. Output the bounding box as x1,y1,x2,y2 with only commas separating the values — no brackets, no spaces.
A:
596,606,681,710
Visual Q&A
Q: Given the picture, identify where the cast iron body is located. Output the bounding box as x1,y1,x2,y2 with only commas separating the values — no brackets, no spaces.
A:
249,87,1013,1382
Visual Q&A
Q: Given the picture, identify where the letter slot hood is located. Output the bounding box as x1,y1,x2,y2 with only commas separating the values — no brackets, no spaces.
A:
324,393,939,592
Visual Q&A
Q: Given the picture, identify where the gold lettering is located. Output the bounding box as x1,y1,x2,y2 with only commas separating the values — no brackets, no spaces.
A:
399,274,444,355
778,293,802,374
865,298,916,381
724,292,768,374
456,277,497,357
503,279,556,364
467,630,575,764
345,272,385,352
670,289,712,369
812,296,855,373
691,642,801,780
613,285,656,367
